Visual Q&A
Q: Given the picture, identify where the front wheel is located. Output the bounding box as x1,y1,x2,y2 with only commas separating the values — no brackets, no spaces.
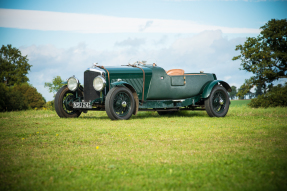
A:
54,85,82,118
105,87,135,120
205,85,230,117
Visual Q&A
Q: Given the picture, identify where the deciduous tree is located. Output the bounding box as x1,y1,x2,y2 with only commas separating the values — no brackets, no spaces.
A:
13,83,45,109
229,86,237,100
254,84,263,97
0,44,32,86
249,83,287,108
237,79,253,99
44,76,64,97
0,83,28,111
232,19,287,92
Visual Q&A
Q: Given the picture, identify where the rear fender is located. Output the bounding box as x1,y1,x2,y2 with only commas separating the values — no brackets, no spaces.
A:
111,81,139,115
201,80,231,98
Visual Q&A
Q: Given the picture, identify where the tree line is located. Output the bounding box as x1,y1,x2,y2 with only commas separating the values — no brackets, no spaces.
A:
0,45,46,111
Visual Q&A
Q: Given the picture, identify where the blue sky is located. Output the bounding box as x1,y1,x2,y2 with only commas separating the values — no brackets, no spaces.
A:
1,0,287,101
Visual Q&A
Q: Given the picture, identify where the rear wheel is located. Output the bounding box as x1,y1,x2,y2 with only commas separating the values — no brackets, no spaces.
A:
105,87,135,120
205,85,229,117
55,85,82,118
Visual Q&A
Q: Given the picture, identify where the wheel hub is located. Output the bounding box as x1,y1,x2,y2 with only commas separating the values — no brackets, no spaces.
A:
219,98,224,105
121,101,127,107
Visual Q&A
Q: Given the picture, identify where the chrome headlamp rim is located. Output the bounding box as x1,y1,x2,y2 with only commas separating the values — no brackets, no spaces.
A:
67,76,79,91
93,76,106,91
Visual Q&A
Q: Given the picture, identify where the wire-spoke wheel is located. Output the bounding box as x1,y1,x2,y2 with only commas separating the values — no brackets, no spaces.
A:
105,87,135,120
55,85,82,118
205,85,229,117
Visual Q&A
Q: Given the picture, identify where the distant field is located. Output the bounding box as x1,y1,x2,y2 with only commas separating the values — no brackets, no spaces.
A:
0,101,286,190
230,99,251,107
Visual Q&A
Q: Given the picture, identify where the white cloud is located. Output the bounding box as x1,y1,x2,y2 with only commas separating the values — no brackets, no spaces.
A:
139,21,154,32
171,30,222,55
115,38,146,47
20,30,251,101
224,76,232,81
0,8,261,34
153,35,168,45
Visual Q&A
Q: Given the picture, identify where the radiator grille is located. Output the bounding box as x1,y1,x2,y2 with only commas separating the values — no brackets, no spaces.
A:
84,71,101,102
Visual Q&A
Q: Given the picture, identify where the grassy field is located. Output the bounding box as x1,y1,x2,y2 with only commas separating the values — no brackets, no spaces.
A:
230,99,251,107
0,101,286,190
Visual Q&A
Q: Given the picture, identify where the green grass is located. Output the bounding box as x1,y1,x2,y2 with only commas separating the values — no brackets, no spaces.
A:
0,101,286,190
230,99,251,107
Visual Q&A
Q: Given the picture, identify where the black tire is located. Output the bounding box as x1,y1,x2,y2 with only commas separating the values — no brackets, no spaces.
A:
157,111,177,116
105,87,135,120
204,85,230,117
55,85,82,118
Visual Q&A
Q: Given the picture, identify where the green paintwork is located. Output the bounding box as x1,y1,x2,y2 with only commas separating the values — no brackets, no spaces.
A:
146,66,215,100
104,65,229,103
111,81,129,87
201,80,232,98
171,76,185,86
91,97,104,104
110,81,137,96
104,66,152,101
110,80,202,109
139,95,201,109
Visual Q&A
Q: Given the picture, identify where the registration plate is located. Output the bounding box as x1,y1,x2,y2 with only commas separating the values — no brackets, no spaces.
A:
73,102,92,109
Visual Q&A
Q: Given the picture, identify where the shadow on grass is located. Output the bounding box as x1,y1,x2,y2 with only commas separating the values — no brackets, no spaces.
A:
132,110,208,120
79,110,208,120
79,115,110,120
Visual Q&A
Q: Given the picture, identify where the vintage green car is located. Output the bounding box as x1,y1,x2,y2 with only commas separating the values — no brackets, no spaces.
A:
55,62,231,120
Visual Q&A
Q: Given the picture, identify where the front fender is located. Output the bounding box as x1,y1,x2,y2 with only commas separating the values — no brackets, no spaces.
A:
201,80,231,98
110,81,128,87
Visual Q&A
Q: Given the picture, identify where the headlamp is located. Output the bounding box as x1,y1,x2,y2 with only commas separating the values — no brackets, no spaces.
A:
93,76,106,91
67,76,79,91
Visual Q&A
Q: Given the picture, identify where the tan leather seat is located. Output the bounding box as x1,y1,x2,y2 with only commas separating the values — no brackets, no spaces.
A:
166,69,185,76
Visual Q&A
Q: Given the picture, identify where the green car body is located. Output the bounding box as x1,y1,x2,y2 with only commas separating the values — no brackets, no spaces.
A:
55,63,231,120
